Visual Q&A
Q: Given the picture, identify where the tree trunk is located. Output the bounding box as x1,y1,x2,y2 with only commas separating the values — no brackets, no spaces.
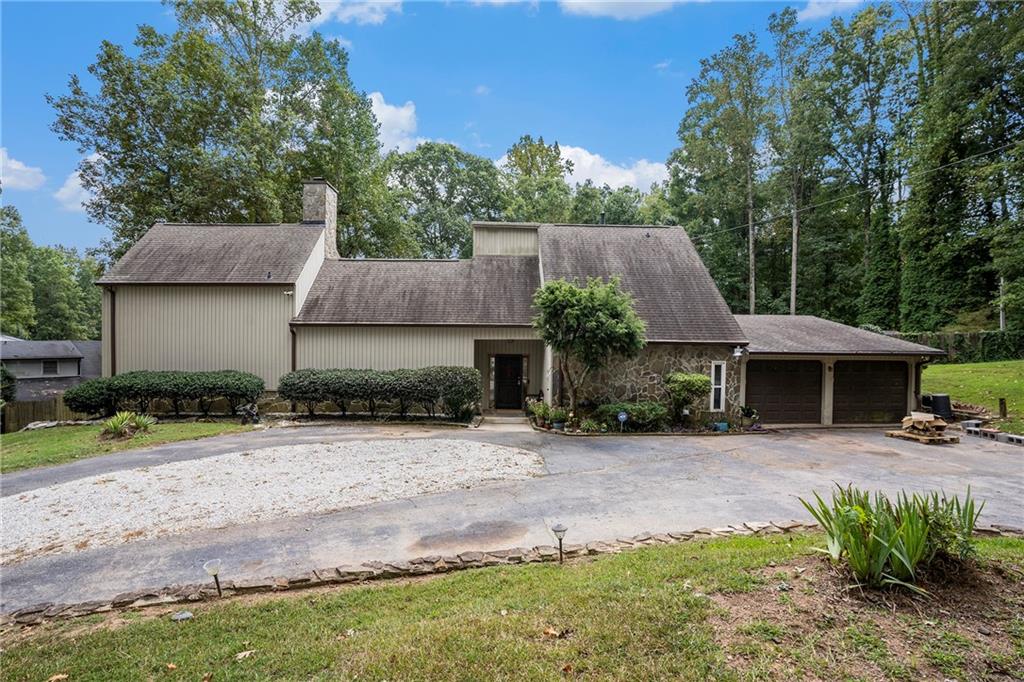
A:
747,162,756,314
790,202,799,315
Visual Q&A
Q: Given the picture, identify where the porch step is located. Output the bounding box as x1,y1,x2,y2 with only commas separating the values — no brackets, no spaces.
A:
484,415,530,425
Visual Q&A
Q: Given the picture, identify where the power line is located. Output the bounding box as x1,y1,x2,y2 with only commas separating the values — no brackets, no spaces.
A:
688,137,1022,244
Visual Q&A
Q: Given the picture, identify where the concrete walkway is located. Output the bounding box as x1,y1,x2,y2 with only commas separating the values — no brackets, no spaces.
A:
2,425,1022,612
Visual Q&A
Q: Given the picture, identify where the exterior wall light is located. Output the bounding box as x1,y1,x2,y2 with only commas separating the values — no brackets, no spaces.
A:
204,559,223,597
732,346,747,359
551,523,568,563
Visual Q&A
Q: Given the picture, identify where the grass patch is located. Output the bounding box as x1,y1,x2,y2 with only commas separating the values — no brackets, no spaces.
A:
921,359,1023,434
3,535,1022,681
0,422,250,473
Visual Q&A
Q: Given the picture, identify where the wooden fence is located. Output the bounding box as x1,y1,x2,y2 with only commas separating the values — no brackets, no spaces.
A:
1,396,89,433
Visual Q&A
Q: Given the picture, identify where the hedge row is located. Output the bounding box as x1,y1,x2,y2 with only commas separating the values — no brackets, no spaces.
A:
891,330,1024,364
63,370,264,417
277,367,481,420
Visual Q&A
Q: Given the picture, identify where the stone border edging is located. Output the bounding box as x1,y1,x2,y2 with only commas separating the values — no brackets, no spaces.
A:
4,520,1021,627
529,422,778,437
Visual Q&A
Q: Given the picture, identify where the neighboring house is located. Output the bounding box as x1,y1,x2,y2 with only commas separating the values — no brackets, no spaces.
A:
97,178,943,425
0,337,102,401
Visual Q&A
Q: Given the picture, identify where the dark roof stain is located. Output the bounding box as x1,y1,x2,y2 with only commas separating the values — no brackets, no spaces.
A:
735,315,945,355
295,256,540,325
538,225,748,343
97,223,325,285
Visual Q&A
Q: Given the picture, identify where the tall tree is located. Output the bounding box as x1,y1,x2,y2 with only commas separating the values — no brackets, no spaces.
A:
502,135,573,223
27,248,89,340
0,202,36,338
49,0,399,259
670,32,772,313
819,4,908,326
388,142,505,258
767,8,829,315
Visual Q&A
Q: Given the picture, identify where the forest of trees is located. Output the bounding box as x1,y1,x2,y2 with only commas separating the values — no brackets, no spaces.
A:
1,0,1020,341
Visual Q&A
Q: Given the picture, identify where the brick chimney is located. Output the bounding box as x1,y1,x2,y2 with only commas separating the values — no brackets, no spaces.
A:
302,178,340,259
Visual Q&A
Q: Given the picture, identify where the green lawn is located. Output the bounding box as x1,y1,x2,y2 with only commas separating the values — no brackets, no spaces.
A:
921,359,1024,434
0,421,251,473
3,535,1022,681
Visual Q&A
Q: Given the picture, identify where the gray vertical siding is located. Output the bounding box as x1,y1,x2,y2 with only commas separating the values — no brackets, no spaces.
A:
111,285,293,388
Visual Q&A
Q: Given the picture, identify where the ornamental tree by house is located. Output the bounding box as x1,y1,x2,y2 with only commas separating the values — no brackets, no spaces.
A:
532,277,646,417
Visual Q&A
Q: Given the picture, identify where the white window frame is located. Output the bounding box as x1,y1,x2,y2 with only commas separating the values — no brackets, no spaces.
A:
710,361,726,412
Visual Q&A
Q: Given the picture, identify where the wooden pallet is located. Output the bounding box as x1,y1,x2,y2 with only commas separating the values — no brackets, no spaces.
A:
885,430,960,445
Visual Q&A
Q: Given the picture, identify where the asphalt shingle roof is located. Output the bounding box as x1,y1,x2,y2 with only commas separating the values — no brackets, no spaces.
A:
97,223,326,285
295,256,540,325
735,315,945,355
538,225,747,343
1,339,84,360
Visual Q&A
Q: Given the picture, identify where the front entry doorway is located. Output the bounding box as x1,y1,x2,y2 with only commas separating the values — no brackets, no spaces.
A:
494,355,524,409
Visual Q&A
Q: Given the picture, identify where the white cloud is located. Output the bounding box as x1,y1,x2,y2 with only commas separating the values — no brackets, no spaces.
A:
796,0,864,21
0,148,46,190
54,153,100,212
560,145,668,189
653,59,671,70
474,84,491,96
369,91,428,152
307,1,402,29
559,1,677,20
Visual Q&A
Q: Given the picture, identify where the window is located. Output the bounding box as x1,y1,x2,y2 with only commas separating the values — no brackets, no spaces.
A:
42,360,59,376
710,361,726,412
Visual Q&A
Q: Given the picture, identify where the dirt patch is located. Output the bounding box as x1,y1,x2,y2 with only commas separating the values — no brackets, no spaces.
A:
708,554,1024,680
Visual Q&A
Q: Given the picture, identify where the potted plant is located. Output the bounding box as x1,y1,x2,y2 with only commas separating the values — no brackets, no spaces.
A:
739,405,759,428
529,400,550,427
550,407,568,431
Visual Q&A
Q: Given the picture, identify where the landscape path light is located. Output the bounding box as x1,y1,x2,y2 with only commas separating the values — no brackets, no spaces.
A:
551,523,568,564
204,559,223,597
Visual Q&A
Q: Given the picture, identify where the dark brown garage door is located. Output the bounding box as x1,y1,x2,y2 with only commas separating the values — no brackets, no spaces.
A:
745,360,822,423
833,361,907,423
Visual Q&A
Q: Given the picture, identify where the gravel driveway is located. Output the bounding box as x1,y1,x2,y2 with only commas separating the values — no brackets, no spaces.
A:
1,438,543,565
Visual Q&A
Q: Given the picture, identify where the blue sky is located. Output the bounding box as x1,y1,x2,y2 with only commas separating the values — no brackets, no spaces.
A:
1,0,863,250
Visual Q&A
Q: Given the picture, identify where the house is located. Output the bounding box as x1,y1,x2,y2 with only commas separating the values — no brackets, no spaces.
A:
97,178,943,425
0,337,102,401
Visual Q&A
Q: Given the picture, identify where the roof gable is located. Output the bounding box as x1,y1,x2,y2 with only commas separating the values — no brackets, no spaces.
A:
97,223,326,285
538,225,747,343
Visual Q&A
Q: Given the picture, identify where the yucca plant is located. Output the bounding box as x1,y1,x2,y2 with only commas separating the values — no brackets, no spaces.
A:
101,411,137,438
131,412,157,433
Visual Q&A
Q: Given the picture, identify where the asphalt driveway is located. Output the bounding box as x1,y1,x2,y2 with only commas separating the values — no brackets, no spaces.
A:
2,425,1022,612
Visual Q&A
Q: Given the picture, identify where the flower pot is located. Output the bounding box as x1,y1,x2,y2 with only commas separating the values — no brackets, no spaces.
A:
552,422,565,431
740,416,755,428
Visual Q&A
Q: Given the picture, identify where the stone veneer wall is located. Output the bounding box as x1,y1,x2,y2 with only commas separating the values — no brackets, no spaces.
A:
581,343,742,419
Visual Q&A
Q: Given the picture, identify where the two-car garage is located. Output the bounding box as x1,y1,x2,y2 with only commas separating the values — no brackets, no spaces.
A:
744,358,909,424
735,316,944,426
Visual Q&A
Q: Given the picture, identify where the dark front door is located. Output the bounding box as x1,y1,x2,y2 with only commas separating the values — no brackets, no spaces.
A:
494,355,524,409
745,360,823,424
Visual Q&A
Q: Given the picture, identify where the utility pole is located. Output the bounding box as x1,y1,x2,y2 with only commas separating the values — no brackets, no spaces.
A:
790,204,798,315
999,277,1006,331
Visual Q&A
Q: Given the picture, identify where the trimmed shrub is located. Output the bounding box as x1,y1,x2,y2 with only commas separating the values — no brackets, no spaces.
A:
663,372,711,423
64,370,264,417
593,401,669,432
276,366,481,421
1,364,16,404
64,377,118,417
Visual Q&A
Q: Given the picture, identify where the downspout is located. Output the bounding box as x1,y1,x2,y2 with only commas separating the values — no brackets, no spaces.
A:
289,325,297,414
109,287,117,376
